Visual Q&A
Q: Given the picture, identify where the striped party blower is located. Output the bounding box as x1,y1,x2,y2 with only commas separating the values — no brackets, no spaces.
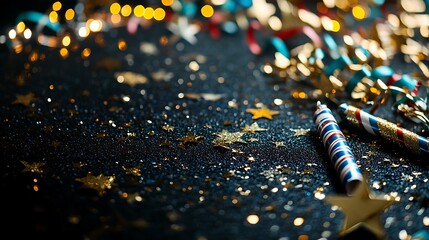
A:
338,103,429,156
314,101,363,195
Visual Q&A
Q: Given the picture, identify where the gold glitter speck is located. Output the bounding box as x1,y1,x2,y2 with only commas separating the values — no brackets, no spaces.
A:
246,214,259,224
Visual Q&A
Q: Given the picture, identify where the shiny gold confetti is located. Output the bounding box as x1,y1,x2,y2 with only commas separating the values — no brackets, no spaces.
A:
273,141,286,147
161,125,175,132
213,130,247,144
212,138,233,149
122,166,142,176
241,122,268,133
177,132,204,144
12,92,37,107
75,172,115,196
290,128,310,136
114,71,148,87
20,160,45,173
246,106,280,120
325,176,396,239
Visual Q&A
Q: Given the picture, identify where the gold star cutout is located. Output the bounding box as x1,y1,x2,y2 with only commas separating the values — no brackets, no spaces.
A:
246,106,279,120
273,141,286,147
50,141,61,150
20,160,45,173
177,132,204,144
290,128,310,136
75,172,115,196
367,151,375,157
213,130,247,144
241,122,268,133
325,176,396,239
12,92,37,107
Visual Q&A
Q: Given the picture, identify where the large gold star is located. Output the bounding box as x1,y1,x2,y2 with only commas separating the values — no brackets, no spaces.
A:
12,92,37,107
20,160,45,173
75,172,115,196
213,130,247,144
246,107,280,120
325,177,396,239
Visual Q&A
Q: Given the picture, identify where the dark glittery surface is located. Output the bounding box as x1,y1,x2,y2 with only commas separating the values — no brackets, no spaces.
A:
1,18,428,240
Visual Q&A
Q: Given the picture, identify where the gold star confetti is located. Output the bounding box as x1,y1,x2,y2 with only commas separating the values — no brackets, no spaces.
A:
290,128,310,136
12,92,37,107
367,151,375,157
325,176,396,239
246,106,280,120
75,172,115,196
241,122,268,133
114,71,148,87
213,130,247,144
20,160,45,173
273,141,286,147
212,138,232,149
50,141,61,149
122,166,141,176
177,132,204,144
161,125,175,132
